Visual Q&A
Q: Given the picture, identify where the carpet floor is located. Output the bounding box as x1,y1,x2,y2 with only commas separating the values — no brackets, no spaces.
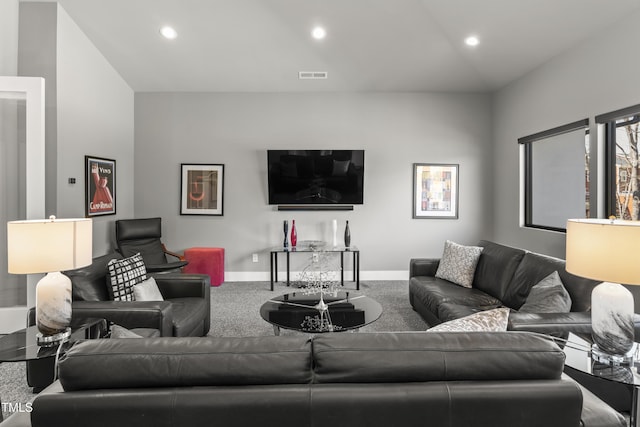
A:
0,280,425,420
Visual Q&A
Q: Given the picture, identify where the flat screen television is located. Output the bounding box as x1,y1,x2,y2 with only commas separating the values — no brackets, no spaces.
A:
268,150,364,205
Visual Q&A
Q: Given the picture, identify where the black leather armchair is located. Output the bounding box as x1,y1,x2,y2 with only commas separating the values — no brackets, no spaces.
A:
115,217,188,273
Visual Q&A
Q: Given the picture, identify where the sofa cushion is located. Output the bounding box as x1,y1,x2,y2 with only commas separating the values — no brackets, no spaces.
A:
107,253,148,301
472,240,526,302
435,240,483,288
409,276,502,318
427,308,510,332
110,325,143,338
519,271,572,313
312,331,566,384
169,297,209,337
437,303,492,323
133,277,164,301
59,336,313,391
66,252,122,302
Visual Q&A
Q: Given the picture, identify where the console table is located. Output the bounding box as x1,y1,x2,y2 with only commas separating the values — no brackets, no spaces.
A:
269,245,360,291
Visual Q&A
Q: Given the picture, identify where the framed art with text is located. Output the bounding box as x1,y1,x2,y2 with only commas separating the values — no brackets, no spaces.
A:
85,156,116,217
180,163,224,216
413,163,458,219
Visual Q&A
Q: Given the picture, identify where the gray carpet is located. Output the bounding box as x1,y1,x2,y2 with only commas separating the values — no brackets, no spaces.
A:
0,280,425,420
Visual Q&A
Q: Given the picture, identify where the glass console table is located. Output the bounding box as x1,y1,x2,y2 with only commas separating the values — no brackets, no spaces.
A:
269,243,360,291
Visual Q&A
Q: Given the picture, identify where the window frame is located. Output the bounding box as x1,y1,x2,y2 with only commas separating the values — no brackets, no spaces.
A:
519,119,590,233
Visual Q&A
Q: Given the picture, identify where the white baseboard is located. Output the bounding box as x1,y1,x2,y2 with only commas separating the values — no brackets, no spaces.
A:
224,270,408,282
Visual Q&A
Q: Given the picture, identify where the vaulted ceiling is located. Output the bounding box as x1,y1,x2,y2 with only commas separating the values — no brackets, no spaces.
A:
29,0,640,92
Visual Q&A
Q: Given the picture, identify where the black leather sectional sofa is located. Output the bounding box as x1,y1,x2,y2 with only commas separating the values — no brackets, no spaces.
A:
409,240,640,336
3,331,625,427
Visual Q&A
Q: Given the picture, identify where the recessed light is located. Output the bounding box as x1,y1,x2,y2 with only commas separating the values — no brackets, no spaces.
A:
464,35,479,47
311,26,327,40
160,26,178,40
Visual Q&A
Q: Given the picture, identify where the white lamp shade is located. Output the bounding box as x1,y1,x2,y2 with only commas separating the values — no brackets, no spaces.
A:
7,218,92,274
566,219,640,285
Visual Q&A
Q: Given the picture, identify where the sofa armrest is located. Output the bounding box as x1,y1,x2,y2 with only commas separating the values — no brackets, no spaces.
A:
154,273,210,300
72,301,173,336
409,258,440,278
509,312,640,337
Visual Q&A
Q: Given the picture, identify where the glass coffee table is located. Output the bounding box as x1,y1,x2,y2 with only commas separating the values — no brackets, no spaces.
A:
260,291,382,335
563,333,640,426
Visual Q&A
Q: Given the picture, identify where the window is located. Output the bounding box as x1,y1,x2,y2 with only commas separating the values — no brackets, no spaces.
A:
597,105,640,220
519,119,590,232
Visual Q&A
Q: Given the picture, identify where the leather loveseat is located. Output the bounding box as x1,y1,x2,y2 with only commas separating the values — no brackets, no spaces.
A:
2,331,625,427
409,240,640,336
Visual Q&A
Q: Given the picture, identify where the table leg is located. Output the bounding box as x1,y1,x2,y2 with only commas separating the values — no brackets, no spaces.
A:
272,325,280,336
355,251,360,290
633,386,639,427
340,252,345,286
286,251,290,286
270,252,275,291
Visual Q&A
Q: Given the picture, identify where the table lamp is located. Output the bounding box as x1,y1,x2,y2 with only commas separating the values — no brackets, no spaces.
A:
566,218,640,364
7,216,92,345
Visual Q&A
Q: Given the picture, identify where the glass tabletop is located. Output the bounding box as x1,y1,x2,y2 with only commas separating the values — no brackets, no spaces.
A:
0,318,106,363
271,241,358,252
563,333,640,386
260,291,381,333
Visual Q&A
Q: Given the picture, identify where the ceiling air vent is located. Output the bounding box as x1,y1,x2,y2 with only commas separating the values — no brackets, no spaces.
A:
299,71,328,80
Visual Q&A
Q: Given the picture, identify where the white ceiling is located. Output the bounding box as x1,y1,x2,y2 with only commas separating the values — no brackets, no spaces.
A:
33,0,640,92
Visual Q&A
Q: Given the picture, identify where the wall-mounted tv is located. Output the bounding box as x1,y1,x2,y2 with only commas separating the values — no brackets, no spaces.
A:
268,150,365,205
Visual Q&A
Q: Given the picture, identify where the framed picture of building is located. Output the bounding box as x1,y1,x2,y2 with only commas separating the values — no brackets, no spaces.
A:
413,163,458,219
85,156,116,217
180,163,224,216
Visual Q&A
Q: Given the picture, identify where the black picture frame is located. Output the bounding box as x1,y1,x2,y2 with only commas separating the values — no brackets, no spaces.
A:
85,156,116,217
180,163,224,216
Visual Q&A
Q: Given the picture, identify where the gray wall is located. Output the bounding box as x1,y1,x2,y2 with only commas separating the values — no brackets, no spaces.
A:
135,92,493,279
16,2,135,256
492,8,640,258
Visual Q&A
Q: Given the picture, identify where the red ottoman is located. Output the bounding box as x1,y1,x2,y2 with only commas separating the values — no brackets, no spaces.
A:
183,247,225,286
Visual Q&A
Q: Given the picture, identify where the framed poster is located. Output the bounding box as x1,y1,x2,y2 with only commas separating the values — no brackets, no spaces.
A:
181,163,224,216
85,156,116,217
413,163,458,219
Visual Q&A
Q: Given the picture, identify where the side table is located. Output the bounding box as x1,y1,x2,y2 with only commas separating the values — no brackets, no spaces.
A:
0,318,107,392
269,245,360,291
563,333,639,426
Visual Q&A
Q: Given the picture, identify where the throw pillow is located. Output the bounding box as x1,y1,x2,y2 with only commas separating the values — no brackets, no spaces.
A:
133,277,164,301
110,324,143,338
107,253,147,301
519,271,572,313
435,240,483,288
427,307,510,332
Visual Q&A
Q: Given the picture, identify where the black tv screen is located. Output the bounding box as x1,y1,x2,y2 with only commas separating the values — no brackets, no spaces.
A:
268,150,364,205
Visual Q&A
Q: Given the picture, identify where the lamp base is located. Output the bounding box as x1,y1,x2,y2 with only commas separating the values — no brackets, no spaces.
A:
591,282,635,359
35,272,72,337
36,328,71,347
591,342,636,366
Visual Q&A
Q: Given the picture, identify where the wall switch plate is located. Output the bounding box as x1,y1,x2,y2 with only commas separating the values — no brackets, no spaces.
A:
252,253,259,263
312,253,319,262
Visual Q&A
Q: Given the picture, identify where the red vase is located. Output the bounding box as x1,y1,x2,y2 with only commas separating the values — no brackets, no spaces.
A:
291,220,297,247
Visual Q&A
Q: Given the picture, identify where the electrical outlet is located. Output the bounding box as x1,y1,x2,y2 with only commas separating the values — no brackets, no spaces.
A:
252,253,259,263
312,253,319,262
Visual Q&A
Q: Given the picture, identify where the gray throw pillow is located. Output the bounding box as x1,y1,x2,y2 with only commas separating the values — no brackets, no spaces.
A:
519,271,572,313
435,240,483,288
427,307,510,332
110,325,143,338
133,277,164,301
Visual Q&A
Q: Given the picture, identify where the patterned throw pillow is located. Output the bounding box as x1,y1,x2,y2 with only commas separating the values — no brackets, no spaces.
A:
427,307,510,332
107,253,147,301
110,324,143,338
435,240,483,288
519,271,572,313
